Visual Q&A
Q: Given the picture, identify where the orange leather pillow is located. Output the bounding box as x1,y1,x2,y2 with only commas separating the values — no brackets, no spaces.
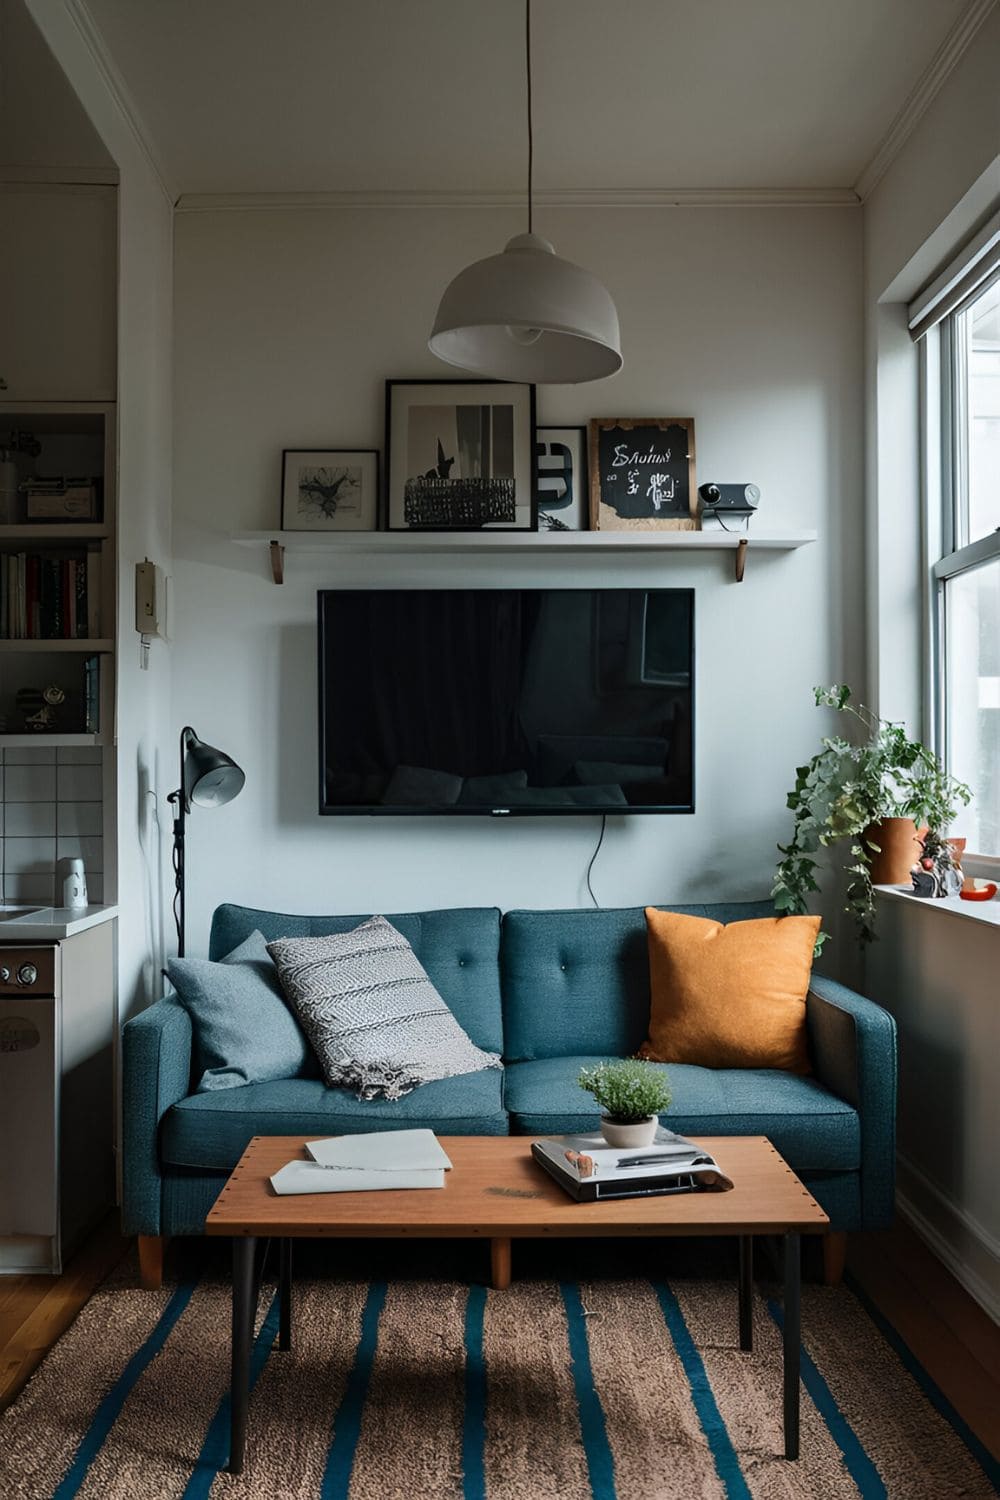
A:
639,909,819,1073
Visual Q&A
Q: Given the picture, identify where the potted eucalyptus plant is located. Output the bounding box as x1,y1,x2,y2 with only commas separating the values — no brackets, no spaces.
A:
772,685,971,951
577,1059,672,1147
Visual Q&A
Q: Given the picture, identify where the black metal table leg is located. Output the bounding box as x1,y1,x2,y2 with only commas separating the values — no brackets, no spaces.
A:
783,1231,801,1460
279,1238,292,1352
738,1236,753,1351
229,1235,258,1475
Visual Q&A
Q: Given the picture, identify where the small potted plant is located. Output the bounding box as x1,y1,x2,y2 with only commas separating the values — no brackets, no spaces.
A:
577,1059,672,1148
773,684,971,950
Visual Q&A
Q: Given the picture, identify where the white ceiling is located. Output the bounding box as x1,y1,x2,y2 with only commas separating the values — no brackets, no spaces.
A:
0,0,112,172
45,0,982,195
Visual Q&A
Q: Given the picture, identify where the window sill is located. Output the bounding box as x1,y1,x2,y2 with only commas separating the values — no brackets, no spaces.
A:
875,884,1000,931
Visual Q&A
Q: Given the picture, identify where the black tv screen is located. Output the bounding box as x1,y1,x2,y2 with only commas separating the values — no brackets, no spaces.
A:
318,588,694,815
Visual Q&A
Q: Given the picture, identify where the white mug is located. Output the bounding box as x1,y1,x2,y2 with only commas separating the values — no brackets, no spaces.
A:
59,857,88,909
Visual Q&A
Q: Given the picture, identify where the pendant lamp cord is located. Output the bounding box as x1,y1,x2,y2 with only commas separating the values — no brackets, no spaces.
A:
525,0,534,234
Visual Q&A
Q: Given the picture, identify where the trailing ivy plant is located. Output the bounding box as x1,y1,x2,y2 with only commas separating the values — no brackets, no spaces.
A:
772,685,971,952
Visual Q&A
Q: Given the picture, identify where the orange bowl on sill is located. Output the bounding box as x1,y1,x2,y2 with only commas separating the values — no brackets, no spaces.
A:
959,879,998,902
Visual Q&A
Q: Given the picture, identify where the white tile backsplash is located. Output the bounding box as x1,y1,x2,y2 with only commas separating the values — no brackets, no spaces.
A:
5,836,58,875
0,748,106,903
5,802,57,837
57,802,103,836
4,746,56,764
6,872,57,903
56,835,103,873
5,764,57,801
56,764,102,802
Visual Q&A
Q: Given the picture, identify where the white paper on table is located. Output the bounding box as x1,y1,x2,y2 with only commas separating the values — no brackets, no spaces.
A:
304,1128,453,1172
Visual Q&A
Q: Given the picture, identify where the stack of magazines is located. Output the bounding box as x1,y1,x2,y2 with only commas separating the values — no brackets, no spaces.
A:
532,1128,734,1202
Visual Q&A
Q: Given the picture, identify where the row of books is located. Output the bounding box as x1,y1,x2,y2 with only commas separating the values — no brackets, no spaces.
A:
0,551,101,640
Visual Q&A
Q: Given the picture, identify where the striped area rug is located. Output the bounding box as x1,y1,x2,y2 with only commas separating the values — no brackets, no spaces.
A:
1,1264,997,1500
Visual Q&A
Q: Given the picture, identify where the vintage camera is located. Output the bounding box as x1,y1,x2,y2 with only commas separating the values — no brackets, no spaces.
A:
698,482,760,530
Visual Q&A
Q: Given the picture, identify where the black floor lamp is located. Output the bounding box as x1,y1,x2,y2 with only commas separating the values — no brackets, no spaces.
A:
168,726,245,957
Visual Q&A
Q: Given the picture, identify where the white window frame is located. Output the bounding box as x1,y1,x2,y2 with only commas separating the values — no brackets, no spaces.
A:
918,255,1000,869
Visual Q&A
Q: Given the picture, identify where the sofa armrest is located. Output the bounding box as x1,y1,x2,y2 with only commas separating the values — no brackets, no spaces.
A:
122,997,193,1236
806,974,897,1229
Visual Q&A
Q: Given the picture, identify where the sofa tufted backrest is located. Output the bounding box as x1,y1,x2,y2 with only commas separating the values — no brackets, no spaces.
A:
501,902,775,1061
209,904,504,1054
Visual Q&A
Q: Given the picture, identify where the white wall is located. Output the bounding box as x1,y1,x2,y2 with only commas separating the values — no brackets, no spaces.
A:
173,202,864,958
27,1,174,1020
862,5,1000,1318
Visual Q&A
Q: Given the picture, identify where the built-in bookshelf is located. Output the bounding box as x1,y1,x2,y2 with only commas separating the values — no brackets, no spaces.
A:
0,403,115,746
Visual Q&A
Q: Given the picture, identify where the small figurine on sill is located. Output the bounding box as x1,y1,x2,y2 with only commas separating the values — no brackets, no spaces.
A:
910,827,963,898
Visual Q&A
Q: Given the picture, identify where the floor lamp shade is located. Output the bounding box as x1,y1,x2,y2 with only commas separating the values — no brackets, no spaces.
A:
171,727,245,956
182,731,245,811
429,233,623,384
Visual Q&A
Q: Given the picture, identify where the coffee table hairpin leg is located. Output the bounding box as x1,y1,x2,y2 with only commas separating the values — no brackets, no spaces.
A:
784,1232,801,1460
229,1236,258,1476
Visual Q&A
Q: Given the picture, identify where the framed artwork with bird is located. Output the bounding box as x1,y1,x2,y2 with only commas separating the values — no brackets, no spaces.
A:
281,449,379,531
385,379,537,532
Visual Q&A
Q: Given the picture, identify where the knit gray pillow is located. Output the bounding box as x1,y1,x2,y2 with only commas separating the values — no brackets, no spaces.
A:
266,916,502,1100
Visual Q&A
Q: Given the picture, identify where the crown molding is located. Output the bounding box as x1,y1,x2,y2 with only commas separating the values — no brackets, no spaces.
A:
0,163,118,186
175,186,860,214
854,0,999,202
63,0,176,205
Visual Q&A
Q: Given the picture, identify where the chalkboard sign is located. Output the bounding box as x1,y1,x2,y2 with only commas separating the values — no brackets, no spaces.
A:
588,418,697,531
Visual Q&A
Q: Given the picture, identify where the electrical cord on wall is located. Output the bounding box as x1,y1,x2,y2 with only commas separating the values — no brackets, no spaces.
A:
586,814,607,908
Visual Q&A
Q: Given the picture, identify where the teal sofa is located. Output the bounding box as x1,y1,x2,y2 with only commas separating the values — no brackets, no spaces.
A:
123,901,897,1281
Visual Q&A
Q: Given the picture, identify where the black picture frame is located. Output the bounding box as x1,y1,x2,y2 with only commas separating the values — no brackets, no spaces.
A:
384,379,538,532
280,449,379,531
535,425,588,531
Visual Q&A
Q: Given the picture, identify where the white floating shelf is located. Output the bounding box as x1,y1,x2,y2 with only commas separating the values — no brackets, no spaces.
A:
0,525,109,542
0,733,103,748
0,639,113,653
233,528,817,583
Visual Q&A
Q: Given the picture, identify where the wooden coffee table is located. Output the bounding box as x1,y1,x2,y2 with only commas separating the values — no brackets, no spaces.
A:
206,1134,828,1473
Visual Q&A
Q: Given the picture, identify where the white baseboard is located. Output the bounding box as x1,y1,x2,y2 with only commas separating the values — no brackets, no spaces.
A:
895,1154,1000,1325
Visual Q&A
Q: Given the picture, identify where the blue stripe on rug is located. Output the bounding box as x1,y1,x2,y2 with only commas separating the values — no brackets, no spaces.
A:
559,1281,617,1500
652,1282,751,1500
181,1292,281,1499
462,1285,487,1500
51,1278,198,1500
845,1273,1000,1491
320,1279,388,1500
767,1298,886,1497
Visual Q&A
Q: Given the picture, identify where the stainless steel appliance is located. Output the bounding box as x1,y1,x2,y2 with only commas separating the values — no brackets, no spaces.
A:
0,924,114,1273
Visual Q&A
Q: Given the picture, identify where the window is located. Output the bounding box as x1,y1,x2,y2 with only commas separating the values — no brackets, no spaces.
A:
911,218,1000,857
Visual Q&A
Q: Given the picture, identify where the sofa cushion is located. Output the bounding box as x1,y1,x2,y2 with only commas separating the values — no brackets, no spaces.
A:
266,917,502,1100
641,909,818,1073
209,905,504,1053
166,931,315,1092
501,902,775,1061
161,1072,507,1171
504,1056,859,1172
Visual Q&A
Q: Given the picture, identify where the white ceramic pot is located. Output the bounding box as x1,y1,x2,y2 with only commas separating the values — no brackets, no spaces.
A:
600,1115,658,1149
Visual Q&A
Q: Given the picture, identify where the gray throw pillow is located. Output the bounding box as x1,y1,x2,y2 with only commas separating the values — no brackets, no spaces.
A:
167,930,314,1092
266,916,502,1100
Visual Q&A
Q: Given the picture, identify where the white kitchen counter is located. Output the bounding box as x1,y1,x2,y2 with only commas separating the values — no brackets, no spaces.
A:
0,904,118,941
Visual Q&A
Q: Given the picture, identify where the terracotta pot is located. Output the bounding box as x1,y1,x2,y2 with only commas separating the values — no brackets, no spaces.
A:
864,817,922,885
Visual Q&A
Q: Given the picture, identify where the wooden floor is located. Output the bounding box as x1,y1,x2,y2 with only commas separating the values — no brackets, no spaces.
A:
849,1217,1000,1462
0,1214,125,1411
0,1212,997,1468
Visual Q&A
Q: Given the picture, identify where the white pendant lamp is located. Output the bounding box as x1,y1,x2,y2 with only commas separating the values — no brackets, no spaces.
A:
429,0,622,384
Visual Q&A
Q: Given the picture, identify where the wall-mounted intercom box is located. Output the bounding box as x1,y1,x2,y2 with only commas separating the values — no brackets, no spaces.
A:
135,559,168,640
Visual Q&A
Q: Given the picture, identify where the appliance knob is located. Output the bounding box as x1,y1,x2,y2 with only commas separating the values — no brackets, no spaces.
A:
0,966,9,983
17,963,38,986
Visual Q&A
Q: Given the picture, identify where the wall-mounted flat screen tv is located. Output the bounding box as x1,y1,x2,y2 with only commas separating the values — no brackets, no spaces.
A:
318,588,694,815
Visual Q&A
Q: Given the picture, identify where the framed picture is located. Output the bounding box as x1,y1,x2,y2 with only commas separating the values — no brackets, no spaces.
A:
385,380,537,531
281,450,379,531
588,418,698,531
535,426,587,531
